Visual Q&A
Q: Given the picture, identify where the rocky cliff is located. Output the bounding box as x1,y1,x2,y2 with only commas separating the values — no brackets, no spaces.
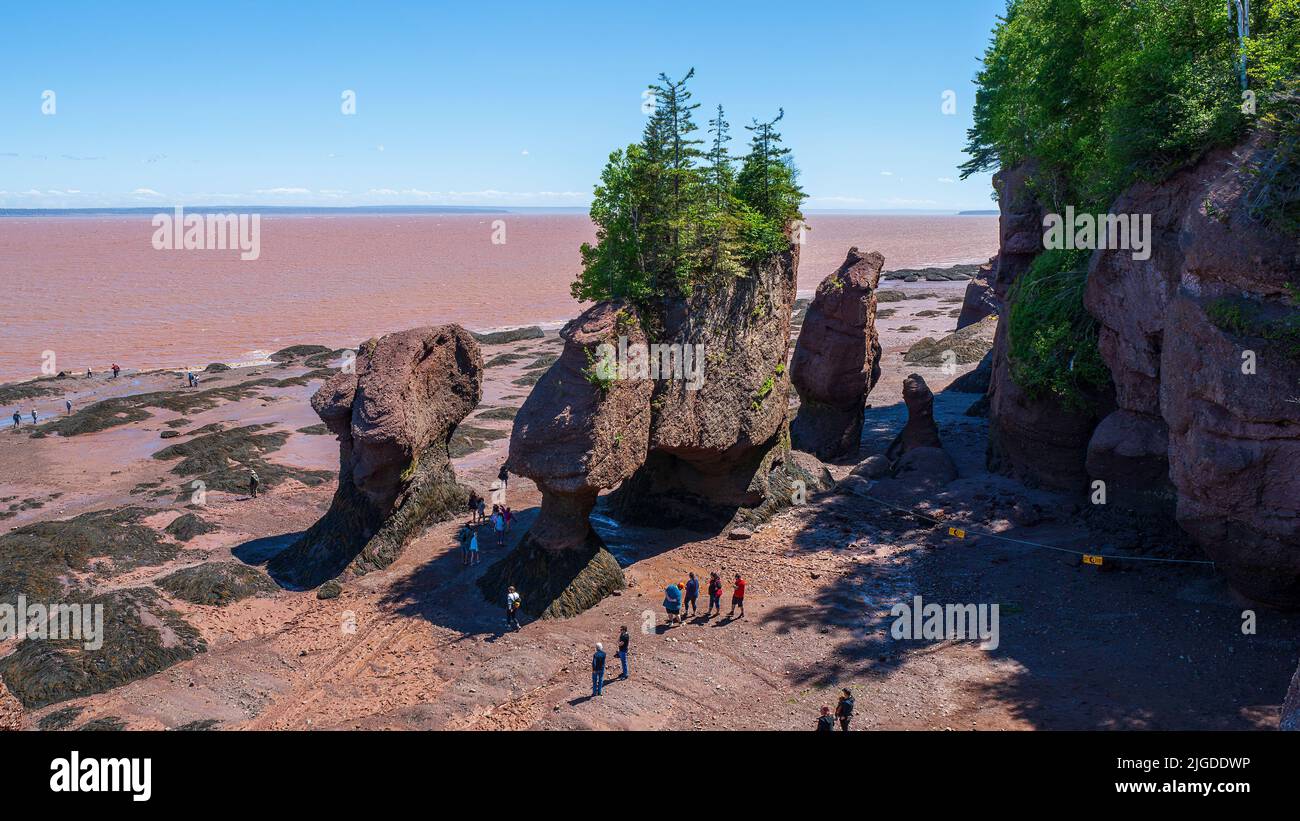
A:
986,162,1111,492
1084,130,1300,606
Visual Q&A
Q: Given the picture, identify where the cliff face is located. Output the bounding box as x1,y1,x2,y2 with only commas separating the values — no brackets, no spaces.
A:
610,242,829,531
790,247,885,461
1086,130,1300,606
986,130,1300,606
986,162,1110,491
268,325,483,588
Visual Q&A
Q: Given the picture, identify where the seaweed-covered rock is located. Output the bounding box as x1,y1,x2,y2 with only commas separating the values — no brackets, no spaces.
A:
316,580,342,600
203,362,231,373
472,326,545,345
267,324,483,588
270,344,333,362
0,506,177,603
0,587,205,709
158,562,277,605
477,534,625,620
164,512,218,542
903,314,998,367
153,423,333,499
790,247,885,460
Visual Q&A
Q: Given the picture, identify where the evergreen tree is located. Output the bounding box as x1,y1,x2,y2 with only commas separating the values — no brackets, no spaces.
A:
736,109,804,226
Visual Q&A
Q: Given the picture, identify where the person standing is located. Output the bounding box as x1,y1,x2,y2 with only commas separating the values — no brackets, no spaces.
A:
591,642,607,696
616,626,630,680
503,506,512,531
248,469,260,498
468,526,480,565
835,688,855,731
663,582,682,627
498,464,509,495
683,572,700,618
816,706,835,732
65,399,72,415
729,573,746,618
505,586,521,631
11,410,20,428
493,506,506,547
30,408,37,424
706,572,723,617
458,525,472,566
476,496,486,524
111,363,120,379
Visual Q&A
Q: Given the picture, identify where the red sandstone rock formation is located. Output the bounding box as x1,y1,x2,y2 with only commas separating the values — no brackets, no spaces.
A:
268,325,482,588
790,247,884,460
1084,130,1300,605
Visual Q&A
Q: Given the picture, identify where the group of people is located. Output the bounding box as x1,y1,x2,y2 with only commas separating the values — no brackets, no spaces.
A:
590,626,631,696
663,571,744,626
816,689,856,732
185,371,199,387
459,502,511,565
10,408,38,428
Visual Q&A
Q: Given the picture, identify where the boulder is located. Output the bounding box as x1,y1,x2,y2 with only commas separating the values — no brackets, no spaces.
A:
946,350,993,394
903,313,998,367
267,325,483,588
790,247,885,460
1084,409,1174,514
956,265,1000,329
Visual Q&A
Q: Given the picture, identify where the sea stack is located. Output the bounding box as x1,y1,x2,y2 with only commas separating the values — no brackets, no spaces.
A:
790,247,885,461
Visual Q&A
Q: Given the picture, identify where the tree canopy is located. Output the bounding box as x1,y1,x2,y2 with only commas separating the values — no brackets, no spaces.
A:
573,70,804,304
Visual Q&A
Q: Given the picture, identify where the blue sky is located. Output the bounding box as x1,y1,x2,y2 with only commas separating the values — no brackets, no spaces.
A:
0,0,1007,211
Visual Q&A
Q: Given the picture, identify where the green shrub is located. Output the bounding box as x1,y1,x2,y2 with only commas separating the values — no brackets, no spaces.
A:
1007,248,1112,410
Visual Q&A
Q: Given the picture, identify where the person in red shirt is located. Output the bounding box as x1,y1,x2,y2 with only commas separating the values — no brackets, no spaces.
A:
729,573,746,618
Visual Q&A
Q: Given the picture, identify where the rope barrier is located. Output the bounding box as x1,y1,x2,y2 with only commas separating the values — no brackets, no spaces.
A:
848,484,1217,568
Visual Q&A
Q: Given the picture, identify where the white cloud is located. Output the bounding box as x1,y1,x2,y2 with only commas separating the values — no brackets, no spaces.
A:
131,188,164,197
255,187,312,195
937,177,956,183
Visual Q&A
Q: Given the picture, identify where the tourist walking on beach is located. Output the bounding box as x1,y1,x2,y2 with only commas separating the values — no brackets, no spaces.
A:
505,586,521,631
617,625,630,679
663,582,683,627
248,469,260,498
30,409,37,424
468,526,480,565
476,495,486,523
498,464,509,495
11,411,20,428
467,491,480,523
706,572,723,617
835,688,855,731
683,572,699,618
458,524,472,566
493,506,506,547
111,363,120,379
816,706,835,732
65,399,72,415
729,573,746,618
86,367,92,378
591,642,606,696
